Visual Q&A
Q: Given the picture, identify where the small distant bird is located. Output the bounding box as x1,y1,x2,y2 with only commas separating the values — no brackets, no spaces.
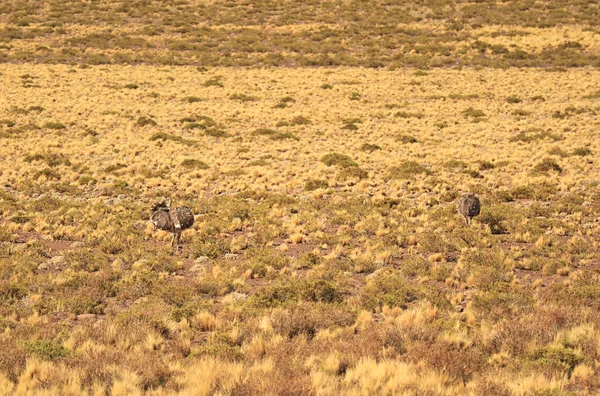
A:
457,193,481,225
150,198,194,247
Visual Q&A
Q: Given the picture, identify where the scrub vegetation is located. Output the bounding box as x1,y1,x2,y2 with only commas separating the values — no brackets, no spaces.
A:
1,0,600,394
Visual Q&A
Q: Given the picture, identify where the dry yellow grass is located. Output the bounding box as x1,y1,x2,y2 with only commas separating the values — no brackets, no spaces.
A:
1,65,599,201
1,57,600,395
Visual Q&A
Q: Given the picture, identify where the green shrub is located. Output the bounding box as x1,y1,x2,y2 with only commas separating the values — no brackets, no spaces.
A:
135,116,157,127
395,111,424,119
251,278,341,308
510,130,562,143
184,122,207,130
444,160,468,170
288,115,312,126
0,281,28,301
361,269,418,311
478,161,495,170
572,147,592,156
270,132,298,141
462,107,486,118
149,132,196,146
396,134,417,143
321,153,357,168
305,179,328,191
273,96,295,108
104,163,126,173
24,340,71,360
547,147,569,157
360,143,381,152
342,121,359,131
532,158,562,174
253,128,277,136
510,183,556,200
183,96,204,103
464,169,483,179
229,93,258,102
386,162,431,180
478,204,510,234
0,119,16,128
43,122,66,130
297,252,322,269
248,159,269,166
511,109,531,116
205,129,230,138
449,93,479,100
529,345,583,376
203,78,223,87
552,106,591,119
337,167,368,181
181,159,209,169
400,256,430,277
461,248,513,290
34,168,60,180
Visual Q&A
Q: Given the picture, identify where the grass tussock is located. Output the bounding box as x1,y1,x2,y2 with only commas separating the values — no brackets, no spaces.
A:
321,153,358,168
386,162,431,179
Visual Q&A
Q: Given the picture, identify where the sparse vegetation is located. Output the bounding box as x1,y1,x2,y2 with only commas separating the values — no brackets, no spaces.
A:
572,147,592,156
183,96,204,103
273,96,296,108
149,132,196,146
321,153,358,168
305,179,328,191
395,111,424,119
0,7,599,391
386,161,431,179
203,78,223,88
43,122,66,130
181,159,209,169
229,93,259,102
396,134,418,144
462,107,486,118
552,106,592,119
135,116,157,127
532,158,562,174
510,129,562,143
360,143,381,152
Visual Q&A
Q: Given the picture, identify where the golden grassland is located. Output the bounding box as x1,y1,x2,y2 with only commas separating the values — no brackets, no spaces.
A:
0,0,599,68
0,64,600,394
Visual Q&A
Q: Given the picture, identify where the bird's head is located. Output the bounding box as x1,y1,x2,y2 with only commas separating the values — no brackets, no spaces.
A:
151,198,171,213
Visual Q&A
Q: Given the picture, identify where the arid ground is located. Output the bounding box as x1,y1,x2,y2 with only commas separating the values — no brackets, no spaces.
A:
1,1,600,395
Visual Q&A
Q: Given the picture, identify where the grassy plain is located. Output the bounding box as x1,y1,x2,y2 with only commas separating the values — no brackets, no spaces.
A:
1,0,600,395
1,64,600,395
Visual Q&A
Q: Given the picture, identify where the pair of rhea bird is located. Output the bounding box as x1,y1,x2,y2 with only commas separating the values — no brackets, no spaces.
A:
150,194,481,248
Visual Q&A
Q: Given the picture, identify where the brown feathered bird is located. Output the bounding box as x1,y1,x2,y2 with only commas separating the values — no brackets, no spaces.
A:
457,193,481,225
150,198,194,247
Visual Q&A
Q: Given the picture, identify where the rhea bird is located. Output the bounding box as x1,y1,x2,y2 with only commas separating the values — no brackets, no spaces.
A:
150,198,194,247
457,193,481,225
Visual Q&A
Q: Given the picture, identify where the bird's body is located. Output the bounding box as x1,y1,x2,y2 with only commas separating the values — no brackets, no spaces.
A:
457,193,481,225
151,198,194,247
